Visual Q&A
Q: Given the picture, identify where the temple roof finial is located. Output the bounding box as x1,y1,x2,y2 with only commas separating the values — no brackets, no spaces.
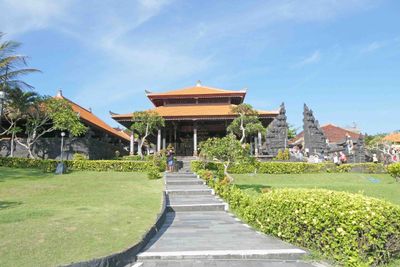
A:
196,80,202,87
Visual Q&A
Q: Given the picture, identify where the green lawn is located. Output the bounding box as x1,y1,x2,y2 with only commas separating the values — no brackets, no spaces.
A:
233,172,400,205
0,167,163,267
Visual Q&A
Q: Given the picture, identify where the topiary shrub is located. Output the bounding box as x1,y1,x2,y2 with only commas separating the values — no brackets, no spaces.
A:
388,162,400,182
197,169,400,266
0,157,154,172
73,153,87,161
192,160,387,175
147,167,162,180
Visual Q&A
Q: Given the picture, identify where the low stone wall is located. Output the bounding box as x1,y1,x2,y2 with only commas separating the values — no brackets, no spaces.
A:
0,137,128,160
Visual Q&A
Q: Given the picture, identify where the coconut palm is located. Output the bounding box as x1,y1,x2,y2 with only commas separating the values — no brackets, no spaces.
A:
0,32,40,89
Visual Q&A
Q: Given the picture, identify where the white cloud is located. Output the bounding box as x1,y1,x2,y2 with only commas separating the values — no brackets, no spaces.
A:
0,0,71,35
361,41,386,53
293,50,321,68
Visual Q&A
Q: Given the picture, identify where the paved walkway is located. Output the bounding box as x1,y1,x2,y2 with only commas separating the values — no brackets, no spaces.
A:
134,171,319,267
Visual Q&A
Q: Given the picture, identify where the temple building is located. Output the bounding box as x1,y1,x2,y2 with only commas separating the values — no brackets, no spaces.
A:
111,82,279,156
1,90,130,159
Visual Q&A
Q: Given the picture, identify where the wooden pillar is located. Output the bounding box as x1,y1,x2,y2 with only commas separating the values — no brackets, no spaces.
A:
157,129,161,152
193,124,198,156
130,131,134,155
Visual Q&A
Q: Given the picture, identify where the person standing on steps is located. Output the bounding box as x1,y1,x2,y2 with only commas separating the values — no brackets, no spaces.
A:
166,149,175,172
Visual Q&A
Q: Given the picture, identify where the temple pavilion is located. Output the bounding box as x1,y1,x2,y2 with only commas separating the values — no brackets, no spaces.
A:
111,82,279,156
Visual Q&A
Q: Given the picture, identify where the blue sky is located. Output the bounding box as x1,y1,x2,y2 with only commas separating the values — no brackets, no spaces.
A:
1,0,399,134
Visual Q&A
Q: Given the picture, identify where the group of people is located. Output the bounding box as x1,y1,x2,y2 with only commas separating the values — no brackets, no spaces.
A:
333,152,348,165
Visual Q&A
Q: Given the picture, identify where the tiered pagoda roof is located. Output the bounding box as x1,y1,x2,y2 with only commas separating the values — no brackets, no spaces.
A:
111,82,278,123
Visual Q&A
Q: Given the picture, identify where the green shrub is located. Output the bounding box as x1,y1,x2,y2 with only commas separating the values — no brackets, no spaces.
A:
388,163,400,181
0,157,154,172
121,155,144,161
147,167,162,180
0,157,58,172
73,153,87,161
274,148,290,161
197,170,400,266
191,160,386,175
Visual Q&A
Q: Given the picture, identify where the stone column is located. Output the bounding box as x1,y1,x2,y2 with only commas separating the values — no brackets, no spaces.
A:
162,130,166,150
157,129,161,152
254,136,259,156
130,131,134,155
193,124,198,156
258,131,262,150
174,124,177,151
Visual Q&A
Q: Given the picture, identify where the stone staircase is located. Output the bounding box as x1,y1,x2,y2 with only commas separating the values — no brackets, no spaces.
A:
165,172,227,212
133,170,314,267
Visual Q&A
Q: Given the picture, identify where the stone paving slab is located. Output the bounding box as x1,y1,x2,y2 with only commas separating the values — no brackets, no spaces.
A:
135,170,310,265
166,184,210,190
140,212,304,254
167,195,223,205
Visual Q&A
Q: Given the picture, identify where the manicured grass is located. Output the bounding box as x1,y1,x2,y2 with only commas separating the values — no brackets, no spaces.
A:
0,167,163,267
233,172,400,205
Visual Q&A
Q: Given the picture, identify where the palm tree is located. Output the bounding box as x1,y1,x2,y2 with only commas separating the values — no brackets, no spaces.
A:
0,32,40,89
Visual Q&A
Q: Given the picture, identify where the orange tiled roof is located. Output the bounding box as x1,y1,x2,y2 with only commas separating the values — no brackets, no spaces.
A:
291,124,361,144
147,85,246,97
384,133,400,143
55,93,130,142
112,104,278,120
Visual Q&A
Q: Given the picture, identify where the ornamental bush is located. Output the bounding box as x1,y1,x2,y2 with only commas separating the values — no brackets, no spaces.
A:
147,166,162,180
197,171,400,266
0,157,154,172
191,160,386,174
388,163,400,182
0,157,58,172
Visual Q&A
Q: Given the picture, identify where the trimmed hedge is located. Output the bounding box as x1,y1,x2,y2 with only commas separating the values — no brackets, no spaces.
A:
197,170,400,266
0,157,158,172
388,163,400,181
191,160,386,174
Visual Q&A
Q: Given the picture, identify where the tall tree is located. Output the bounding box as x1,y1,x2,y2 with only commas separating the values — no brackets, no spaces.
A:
131,110,165,158
0,86,38,157
228,104,264,143
0,32,40,89
16,97,87,158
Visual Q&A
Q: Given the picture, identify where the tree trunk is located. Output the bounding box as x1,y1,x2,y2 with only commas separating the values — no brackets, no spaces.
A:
239,116,246,143
27,145,34,159
138,139,144,159
223,162,233,183
10,132,15,157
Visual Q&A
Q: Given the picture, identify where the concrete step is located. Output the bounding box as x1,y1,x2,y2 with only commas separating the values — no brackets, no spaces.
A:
167,194,222,205
167,203,227,212
137,249,307,261
166,189,214,196
166,179,204,185
166,173,197,178
134,259,316,267
166,184,209,191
